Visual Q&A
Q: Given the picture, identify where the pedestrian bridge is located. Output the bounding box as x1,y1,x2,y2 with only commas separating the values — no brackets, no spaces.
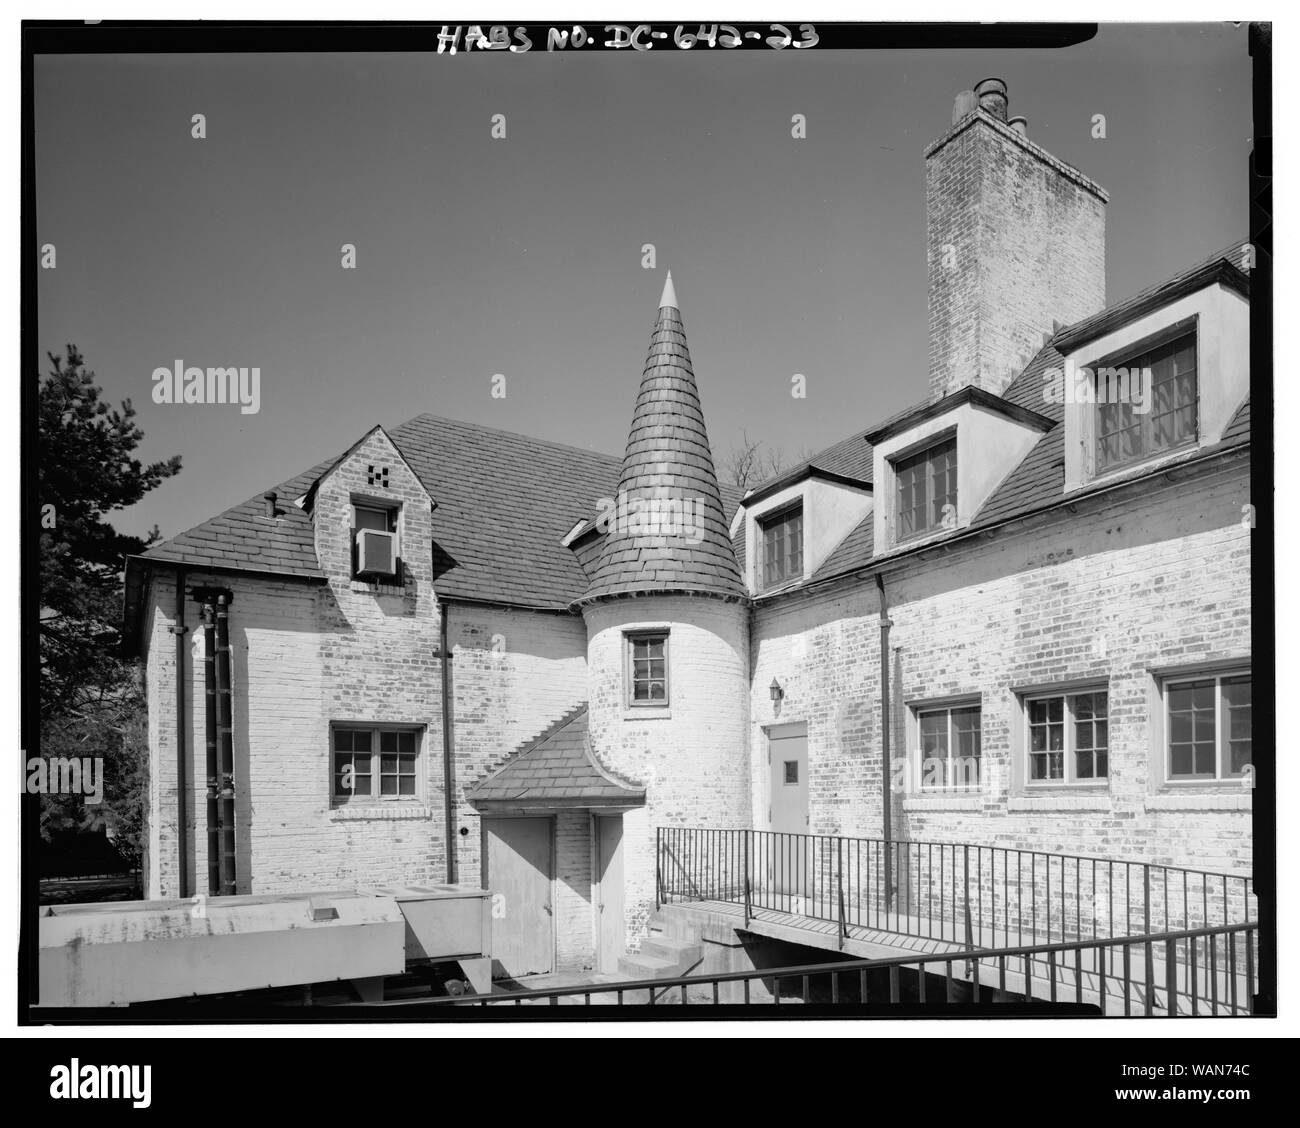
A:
648,827,1259,1015
421,827,1260,1014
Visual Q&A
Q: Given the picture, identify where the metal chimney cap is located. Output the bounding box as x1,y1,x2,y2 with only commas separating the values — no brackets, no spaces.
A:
974,77,1010,122
263,491,279,517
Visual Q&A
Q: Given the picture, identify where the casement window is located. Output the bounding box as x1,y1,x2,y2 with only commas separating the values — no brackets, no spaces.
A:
352,502,399,580
1165,671,1251,781
760,504,803,589
1026,690,1109,785
332,725,420,803
1095,330,1198,473
917,703,981,789
895,436,957,542
625,631,669,707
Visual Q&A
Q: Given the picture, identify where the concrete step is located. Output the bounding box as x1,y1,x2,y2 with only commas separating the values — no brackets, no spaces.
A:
618,937,703,981
618,953,677,977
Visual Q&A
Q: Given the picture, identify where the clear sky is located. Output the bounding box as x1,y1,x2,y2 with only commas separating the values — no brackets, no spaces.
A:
34,23,1253,541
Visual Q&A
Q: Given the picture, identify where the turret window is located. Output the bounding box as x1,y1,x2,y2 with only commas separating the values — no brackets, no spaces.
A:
625,630,670,707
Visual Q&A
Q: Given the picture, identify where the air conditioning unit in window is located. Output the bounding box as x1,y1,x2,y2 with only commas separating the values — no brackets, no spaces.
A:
356,528,397,578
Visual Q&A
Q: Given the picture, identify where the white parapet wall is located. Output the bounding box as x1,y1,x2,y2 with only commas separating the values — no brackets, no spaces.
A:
38,889,410,1007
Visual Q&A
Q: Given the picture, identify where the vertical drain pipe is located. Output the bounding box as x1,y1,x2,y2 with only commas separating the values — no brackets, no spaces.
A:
438,602,457,884
875,573,893,913
215,592,237,895
201,597,220,897
172,566,189,899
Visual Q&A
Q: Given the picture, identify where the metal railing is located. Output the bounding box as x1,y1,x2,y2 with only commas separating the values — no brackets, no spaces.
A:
654,827,1256,994
413,921,1257,1015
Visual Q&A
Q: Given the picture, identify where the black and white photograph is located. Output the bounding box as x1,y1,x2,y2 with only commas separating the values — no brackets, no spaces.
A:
12,9,1287,1092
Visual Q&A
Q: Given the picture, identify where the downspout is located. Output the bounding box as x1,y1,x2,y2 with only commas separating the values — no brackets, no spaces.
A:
438,601,457,883
201,597,219,896
875,573,893,912
172,566,188,899
215,592,237,895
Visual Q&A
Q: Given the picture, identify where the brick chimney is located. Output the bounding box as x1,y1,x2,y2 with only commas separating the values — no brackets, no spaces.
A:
926,78,1108,399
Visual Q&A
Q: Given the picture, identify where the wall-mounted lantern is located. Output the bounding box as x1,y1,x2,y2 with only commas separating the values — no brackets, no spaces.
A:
769,678,784,704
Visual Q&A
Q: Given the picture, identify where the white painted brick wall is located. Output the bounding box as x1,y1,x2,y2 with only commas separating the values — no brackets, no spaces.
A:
143,430,589,900
448,606,588,886
751,461,1253,879
143,443,1252,968
583,595,750,949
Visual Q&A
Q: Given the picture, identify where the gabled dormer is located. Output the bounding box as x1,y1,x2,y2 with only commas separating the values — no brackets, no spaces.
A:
1053,255,1250,492
739,465,872,596
866,387,1053,555
305,424,435,609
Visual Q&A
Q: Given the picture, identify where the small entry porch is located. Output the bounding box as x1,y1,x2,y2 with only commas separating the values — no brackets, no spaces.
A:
466,706,644,980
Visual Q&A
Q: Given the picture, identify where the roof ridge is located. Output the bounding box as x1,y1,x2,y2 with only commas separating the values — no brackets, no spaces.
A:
394,413,621,465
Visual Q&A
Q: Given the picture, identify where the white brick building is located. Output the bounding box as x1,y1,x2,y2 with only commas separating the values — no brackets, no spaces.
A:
125,79,1253,979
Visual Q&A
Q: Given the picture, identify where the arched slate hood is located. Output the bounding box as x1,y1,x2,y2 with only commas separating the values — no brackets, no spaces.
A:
466,707,644,811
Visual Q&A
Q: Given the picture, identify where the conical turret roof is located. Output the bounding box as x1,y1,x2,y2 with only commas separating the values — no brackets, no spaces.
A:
580,273,745,604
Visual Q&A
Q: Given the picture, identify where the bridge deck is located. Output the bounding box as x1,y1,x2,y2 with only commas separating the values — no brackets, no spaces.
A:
664,898,1253,1015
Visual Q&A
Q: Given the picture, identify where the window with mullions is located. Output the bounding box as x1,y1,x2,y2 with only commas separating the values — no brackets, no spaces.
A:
760,505,803,589
895,436,957,542
626,632,669,707
917,703,981,790
1026,690,1109,785
332,725,420,802
1095,332,1198,473
1166,672,1251,781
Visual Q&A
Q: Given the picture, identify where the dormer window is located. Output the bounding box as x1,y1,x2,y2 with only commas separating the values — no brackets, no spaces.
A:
894,435,957,542
352,501,399,580
1095,329,1198,473
760,504,803,590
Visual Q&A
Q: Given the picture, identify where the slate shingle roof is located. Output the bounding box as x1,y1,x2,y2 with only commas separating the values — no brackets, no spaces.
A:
579,284,745,603
801,244,1253,589
1222,397,1251,443
388,416,622,608
814,512,875,582
465,706,645,807
139,461,332,578
136,417,627,610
